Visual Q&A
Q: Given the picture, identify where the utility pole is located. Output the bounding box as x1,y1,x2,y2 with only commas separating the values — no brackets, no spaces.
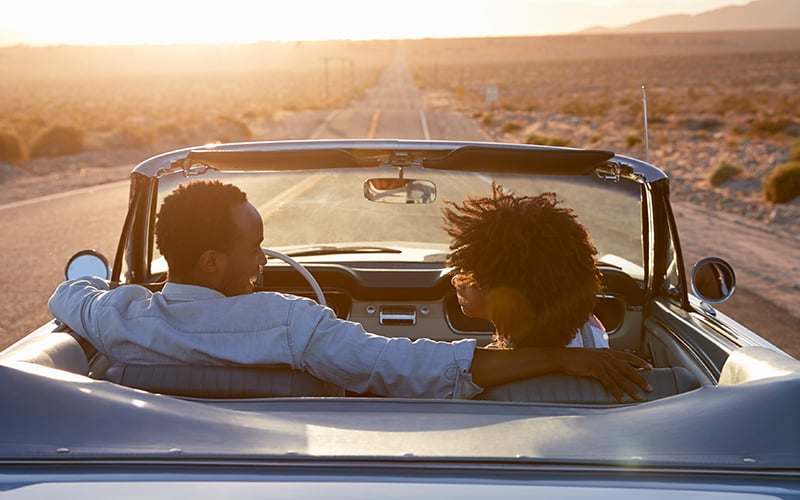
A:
322,57,331,106
323,57,355,105
339,57,346,98
349,58,355,99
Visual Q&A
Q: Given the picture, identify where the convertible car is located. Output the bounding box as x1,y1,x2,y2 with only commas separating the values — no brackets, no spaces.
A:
1,140,798,498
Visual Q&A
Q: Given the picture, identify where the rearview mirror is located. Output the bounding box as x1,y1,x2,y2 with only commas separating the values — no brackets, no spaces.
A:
363,178,436,204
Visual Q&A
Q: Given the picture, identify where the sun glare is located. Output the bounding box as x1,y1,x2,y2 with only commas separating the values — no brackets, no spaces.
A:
3,0,754,46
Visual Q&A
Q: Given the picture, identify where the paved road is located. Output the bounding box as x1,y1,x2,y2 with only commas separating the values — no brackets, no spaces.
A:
0,181,129,345
2,45,798,357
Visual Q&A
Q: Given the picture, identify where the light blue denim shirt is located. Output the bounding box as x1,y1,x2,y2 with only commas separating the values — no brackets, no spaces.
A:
48,278,481,399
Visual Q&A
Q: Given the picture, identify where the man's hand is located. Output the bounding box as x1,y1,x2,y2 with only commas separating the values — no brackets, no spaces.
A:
559,348,652,402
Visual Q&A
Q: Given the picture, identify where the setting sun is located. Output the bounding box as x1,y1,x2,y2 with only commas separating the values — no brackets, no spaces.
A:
3,0,752,46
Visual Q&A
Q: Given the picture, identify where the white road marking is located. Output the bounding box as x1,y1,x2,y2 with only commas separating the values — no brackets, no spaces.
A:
419,110,431,140
367,109,382,138
311,110,340,139
257,173,328,219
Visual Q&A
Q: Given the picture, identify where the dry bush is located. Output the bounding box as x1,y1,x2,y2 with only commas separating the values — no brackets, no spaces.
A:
106,125,156,149
561,98,612,117
763,161,800,203
708,160,744,186
500,120,523,133
749,117,797,137
156,122,185,142
715,94,754,114
790,141,800,162
30,124,84,158
525,133,571,147
625,134,644,148
0,128,26,164
214,116,253,143
679,117,724,132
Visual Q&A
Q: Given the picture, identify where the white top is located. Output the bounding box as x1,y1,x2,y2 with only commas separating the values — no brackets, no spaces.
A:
49,278,480,399
566,321,609,348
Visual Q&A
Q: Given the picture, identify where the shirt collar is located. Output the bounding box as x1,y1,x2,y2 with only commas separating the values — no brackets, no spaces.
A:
161,282,226,302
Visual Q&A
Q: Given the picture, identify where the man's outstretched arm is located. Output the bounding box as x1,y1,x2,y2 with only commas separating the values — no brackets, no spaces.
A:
470,347,653,402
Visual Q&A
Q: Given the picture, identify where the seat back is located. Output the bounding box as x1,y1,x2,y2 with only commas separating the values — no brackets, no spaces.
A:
105,364,346,398
476,366,700,403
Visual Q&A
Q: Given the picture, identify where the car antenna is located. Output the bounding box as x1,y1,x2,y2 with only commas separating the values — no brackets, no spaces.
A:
642,84,650,163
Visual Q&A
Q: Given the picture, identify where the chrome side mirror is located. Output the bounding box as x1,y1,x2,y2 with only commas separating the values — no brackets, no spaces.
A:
363,178,436,204
65,250,110,281
690,257,735,304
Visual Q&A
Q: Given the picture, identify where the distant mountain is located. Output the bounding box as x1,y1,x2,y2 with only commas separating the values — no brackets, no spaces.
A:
584,0,800,34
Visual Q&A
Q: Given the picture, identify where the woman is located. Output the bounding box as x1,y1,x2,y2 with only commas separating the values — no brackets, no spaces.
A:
443,184,607,349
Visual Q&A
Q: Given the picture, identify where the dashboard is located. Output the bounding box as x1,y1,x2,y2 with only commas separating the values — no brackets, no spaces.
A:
256,263,644,348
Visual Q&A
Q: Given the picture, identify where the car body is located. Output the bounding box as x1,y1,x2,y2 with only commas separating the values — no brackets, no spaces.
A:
1,139,798,498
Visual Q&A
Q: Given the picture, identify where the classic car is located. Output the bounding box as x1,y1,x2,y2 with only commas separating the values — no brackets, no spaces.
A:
1,139,798,498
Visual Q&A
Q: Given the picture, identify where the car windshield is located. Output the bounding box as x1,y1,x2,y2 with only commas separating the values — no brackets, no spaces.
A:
154,166,644,280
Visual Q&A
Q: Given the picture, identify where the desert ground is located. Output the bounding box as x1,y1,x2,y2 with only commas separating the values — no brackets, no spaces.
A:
1,31,798,357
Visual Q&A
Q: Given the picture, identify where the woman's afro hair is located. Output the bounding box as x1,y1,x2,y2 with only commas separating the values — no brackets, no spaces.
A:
443,184,602,347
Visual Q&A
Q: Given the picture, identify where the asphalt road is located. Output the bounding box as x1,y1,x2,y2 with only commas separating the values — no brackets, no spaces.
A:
1,47,798,358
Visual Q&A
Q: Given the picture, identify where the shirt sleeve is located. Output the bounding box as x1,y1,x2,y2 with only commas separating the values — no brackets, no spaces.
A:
47,277,150,354
48,277,110,338
285,298,482,399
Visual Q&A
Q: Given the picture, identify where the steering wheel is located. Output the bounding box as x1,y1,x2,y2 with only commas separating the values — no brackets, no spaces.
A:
262,248,326,306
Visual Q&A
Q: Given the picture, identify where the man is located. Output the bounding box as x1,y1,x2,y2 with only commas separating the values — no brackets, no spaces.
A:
50,180,651,400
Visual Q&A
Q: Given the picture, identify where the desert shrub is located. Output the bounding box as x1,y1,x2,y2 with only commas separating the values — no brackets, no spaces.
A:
0,128,26,164
680,117,723,132
749,117,795,136
625,135,644,148
687,87,707,101
157,122,184,140
525,133,571,147
648,98,677,118
763,161,800,203
561,99,611,117
730,123,748,136
707,160,743,186
500,120,523,133
215,117,252,143
109,125,155,148
715,94,754,114
500,102,515,111
30,124,84,158
789,141,800,162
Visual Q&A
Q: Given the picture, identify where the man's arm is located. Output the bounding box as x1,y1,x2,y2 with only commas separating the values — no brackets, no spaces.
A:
49,277,111,338
470,347,653,402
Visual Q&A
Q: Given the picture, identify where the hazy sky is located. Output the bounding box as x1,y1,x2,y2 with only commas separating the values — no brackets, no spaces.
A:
1,0,751,46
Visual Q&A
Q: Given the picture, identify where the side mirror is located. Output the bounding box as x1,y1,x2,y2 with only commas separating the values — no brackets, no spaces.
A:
363,178,436,204
690,257,735,304
65,250,111,281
